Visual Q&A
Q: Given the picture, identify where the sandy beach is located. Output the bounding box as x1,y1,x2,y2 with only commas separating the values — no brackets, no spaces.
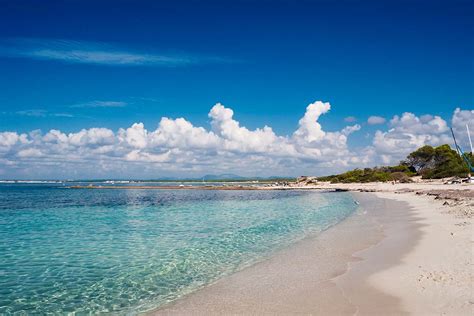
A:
357,192,472,315
153,184,473,315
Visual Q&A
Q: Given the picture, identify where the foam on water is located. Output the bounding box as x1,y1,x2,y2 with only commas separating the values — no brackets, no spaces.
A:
0,184,357,314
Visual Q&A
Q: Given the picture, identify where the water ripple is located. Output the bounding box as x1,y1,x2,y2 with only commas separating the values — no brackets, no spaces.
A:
0,184,356,314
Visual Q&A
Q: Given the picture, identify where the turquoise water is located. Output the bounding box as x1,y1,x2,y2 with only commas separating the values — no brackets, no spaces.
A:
0,184,357,314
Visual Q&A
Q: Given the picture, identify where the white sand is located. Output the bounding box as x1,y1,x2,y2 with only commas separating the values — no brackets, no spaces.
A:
365,192,472,315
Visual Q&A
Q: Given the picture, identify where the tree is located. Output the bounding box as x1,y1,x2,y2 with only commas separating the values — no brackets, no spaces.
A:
404,145,436,172
403,144,469,179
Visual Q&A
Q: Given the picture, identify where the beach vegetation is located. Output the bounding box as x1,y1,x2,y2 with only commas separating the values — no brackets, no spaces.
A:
317,144,472,183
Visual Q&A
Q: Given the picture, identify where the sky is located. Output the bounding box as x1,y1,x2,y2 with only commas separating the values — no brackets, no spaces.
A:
0,0,473,179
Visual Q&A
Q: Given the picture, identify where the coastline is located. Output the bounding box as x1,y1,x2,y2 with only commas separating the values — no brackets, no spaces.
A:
151,189,472,315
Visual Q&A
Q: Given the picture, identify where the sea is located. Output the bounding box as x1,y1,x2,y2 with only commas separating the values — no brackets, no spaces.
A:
0,182,358,314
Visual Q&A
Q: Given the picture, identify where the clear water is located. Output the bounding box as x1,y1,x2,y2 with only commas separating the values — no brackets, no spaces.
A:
0,184,357,314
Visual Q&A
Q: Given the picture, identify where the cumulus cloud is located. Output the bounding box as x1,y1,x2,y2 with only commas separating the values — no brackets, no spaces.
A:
209,103,284,153
367,115,386,125
369,110,469,165
0,101,364,178
0,132,29,150
0,102,471,179
118,123,148,149
293,101,331,143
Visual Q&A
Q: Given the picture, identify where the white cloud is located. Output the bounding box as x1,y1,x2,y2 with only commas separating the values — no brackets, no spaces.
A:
293,101,331,143
125,150,171,163
68,128,115,147
344,116,357,123
53,113,74,118
389,112,448,134
0,102,470,179
151,117,220,149
118,123,148,149
17,148,43,158
451,108,474,150
342,124,361,136
0,38,231,67
71,100,127,108
15,109,48,117
0,101,363,178
209,103,282,153
369,111,458,165
367,115,386,125
0,132,28,151
4,109,74,118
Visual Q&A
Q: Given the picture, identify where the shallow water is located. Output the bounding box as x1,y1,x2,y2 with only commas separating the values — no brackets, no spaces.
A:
0,184,357,314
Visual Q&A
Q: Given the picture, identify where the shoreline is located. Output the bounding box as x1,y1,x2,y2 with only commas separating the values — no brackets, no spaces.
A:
151,190,472,315
71,181,473,219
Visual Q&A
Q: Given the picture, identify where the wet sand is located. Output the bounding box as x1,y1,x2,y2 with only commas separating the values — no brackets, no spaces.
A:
151,193,424,315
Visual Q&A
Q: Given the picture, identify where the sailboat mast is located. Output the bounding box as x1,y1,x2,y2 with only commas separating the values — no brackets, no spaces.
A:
467,124,473,154
451,128,461,156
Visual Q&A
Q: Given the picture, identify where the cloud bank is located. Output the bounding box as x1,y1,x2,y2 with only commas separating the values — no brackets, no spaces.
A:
0,101,472,179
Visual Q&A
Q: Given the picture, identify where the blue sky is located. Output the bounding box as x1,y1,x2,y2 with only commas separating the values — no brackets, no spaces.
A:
0,0,472,179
